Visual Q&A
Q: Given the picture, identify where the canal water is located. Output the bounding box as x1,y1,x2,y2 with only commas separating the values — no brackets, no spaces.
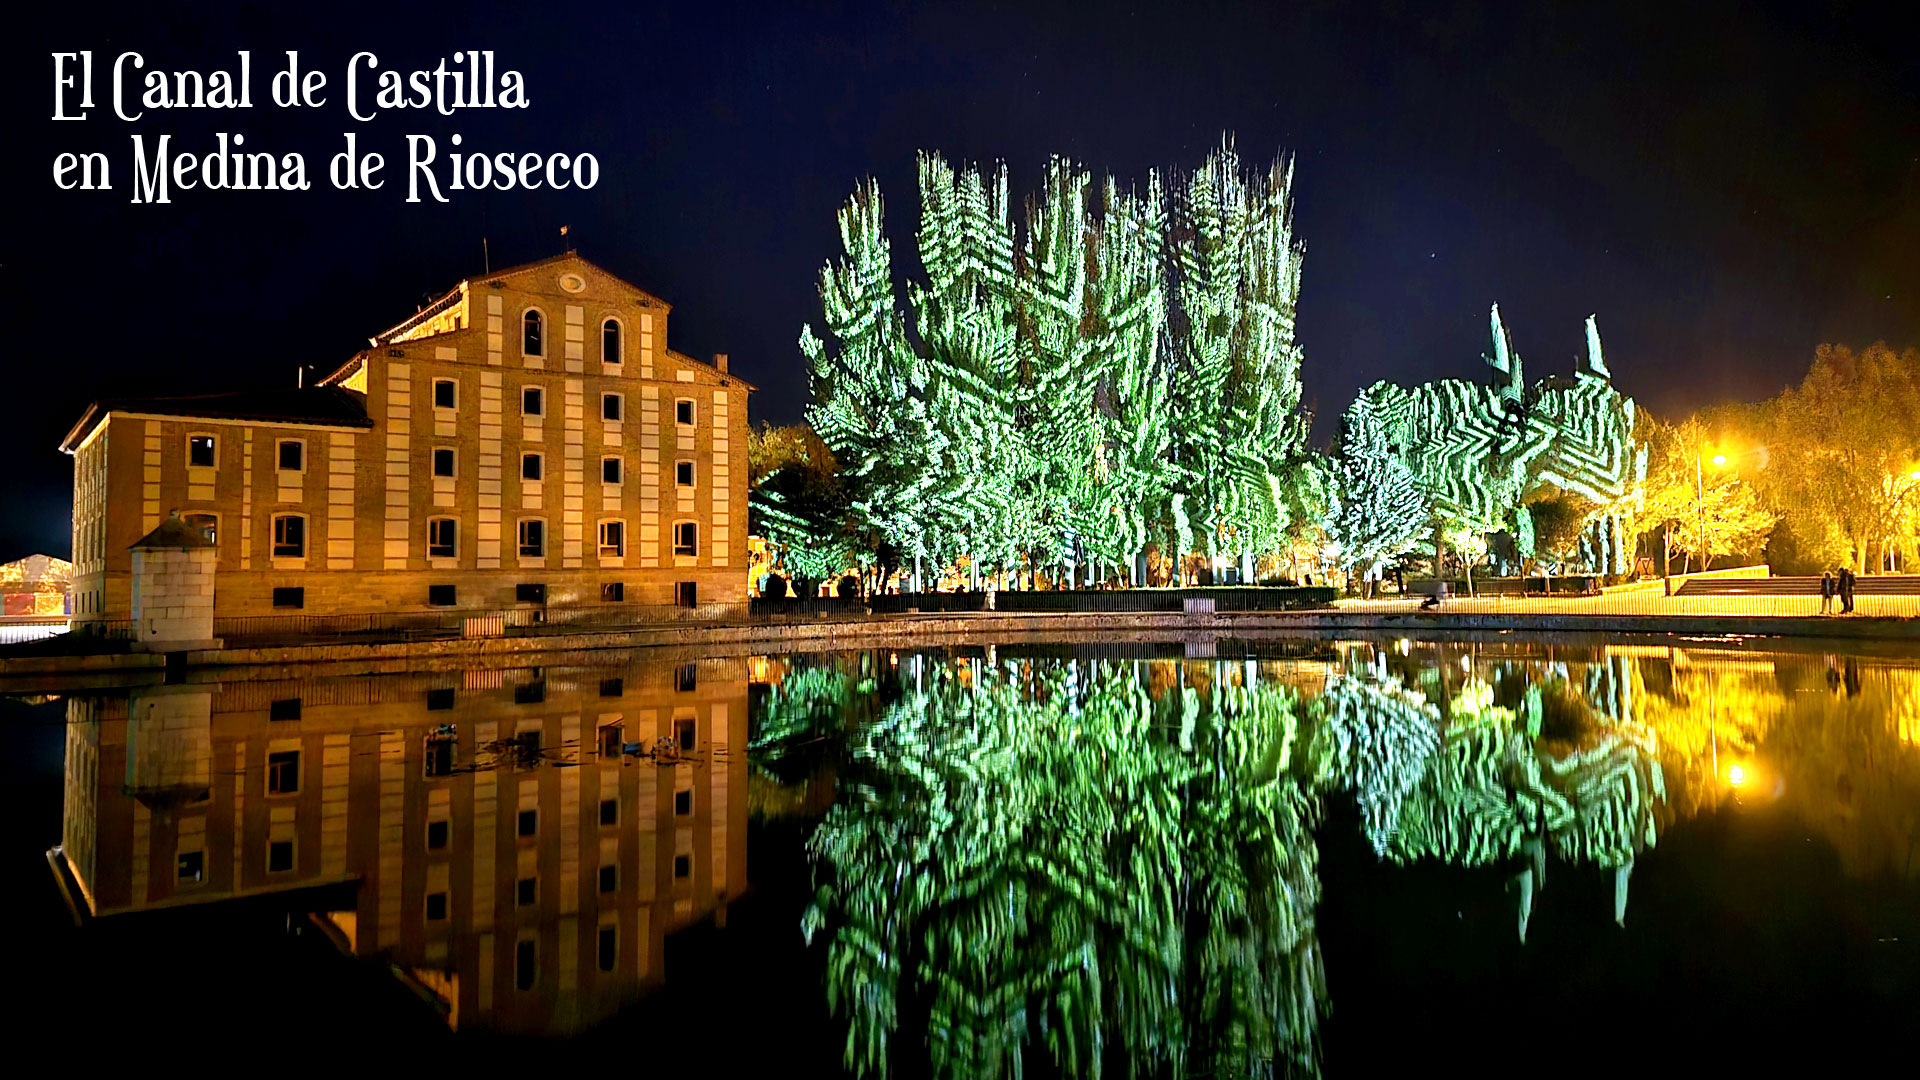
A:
6,635,1918,1072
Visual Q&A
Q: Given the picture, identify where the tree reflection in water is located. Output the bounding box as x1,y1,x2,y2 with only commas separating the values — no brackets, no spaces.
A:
771,650,1666,1077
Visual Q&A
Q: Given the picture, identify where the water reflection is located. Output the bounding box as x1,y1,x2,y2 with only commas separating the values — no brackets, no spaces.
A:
56,660,747,1035
32,636,1920,1066
758,641,1920,1076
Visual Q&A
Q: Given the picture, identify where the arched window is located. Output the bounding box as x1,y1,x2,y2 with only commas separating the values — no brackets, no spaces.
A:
523,310,544,356
602,319,621,366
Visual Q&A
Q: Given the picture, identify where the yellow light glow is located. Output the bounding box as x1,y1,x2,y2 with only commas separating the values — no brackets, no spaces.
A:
1728,763,1747,786
1711,453,1727,467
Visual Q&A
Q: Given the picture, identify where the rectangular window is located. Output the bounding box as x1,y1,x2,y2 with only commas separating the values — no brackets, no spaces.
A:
599,798,618,826
602,393,623,421
432,447,456,478
598,521,625,558
518,809,538,837
599,677,623,698
272,516,306,559
515,940,537,990
601,582,624,602
674,789,692,816
518,519,546,558
522,453,544,481
675,718,696,752
674,663,697,693
428,518,458,559
268,840,295,873
178,850,205,884
516,582,546,603
269,698,302,722
426,892,448,921
516,877,537,907
425,732,455,777
514,681,546,704
267,750,300,795
272,586,304,609
673,854,691,880
675,400,695,426
426,820,450,850
433,379,457,409
522,386,544,416
598,925,617,972
602,457,623,485
426,687,455,711
188,434,217,468
599,723,623,758
428,584,457,606
598,864,617,893
675,460,695,488
674,581,697,608
673,521,698,557
277,440,304,472
183,512,219,546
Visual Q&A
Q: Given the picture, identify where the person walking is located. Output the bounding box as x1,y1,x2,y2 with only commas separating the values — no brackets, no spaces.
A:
1820,571,1836,615
1839,566,1857,614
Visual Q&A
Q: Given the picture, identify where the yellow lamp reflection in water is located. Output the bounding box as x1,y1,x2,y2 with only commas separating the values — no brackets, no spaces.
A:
1728,763,1747,787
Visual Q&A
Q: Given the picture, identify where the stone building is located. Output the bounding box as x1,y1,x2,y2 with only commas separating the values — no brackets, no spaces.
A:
60,252,753,623
55,656,748,1035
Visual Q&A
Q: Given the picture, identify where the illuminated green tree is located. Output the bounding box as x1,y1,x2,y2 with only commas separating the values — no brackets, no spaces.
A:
1330,383,1430,586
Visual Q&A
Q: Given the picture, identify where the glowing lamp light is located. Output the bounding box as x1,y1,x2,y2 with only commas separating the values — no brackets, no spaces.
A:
1711,453,1728,467
1728,763,1747,787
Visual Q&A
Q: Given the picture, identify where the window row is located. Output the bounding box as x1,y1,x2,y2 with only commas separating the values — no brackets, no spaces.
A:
184,434,308,472
265,579,699,610
430,381,698,427
518,310,630,370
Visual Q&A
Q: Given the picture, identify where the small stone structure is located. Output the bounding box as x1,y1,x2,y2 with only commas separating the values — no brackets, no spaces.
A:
130,514,221,652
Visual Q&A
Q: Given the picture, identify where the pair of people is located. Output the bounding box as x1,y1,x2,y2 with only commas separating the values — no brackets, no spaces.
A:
1819,568,1857,614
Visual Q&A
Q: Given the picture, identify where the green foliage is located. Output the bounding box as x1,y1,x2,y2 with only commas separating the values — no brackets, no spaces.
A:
1329,383,1430,577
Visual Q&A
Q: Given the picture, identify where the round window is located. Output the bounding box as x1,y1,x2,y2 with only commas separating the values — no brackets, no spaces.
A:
559,273,587,294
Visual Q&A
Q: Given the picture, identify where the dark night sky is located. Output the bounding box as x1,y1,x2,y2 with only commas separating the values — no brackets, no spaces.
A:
8,0,1917,560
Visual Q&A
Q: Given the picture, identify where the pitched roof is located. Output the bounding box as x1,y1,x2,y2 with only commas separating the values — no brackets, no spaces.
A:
62,386,373,452
373,251,674,343
129,515,216,550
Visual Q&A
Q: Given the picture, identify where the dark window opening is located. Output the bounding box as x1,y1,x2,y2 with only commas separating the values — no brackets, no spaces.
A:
598,864,617,893
426,820,449,850
675,789,692,816
277,440,303,471
599,677,623,698
425,732,455,777
426,687,455,711
517,809,538,837
518,519,545,558
676,719,696,752
598,926,617,972
428,584,457,607
675,400,694,426
602,457,623,484
268,840,294,873
673,854,691,880
267,750,300,794
433,379,456,409
522,454,544,481
189,435,217,468
184,513,219,546
269,698,302,722
428,518,458,559
601,582,624,602
599,724,623,758
522,386,544,416
425,892,448,921
674,663,697,693
602,394,623,421
598,521,625,559
272,586,304,609
178,850,204,883
674,581,697,608
272,516,306,559
599,798,618,826
514,681,545,704
523,311,543,355
516,583,546,604
516,877,537,907
603,320,621,365
673,522,698,558
515,940,537,990
432,448,456,478
675,460,694,487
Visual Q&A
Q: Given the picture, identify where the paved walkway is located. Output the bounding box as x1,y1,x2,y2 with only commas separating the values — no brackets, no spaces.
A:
1338,590,1920,619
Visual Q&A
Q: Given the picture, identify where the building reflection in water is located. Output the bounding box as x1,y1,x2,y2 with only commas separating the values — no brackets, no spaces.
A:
56,658,749,1036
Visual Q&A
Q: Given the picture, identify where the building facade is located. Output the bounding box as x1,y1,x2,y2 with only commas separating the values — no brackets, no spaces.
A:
57,656,749,1035
61,253,753,622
